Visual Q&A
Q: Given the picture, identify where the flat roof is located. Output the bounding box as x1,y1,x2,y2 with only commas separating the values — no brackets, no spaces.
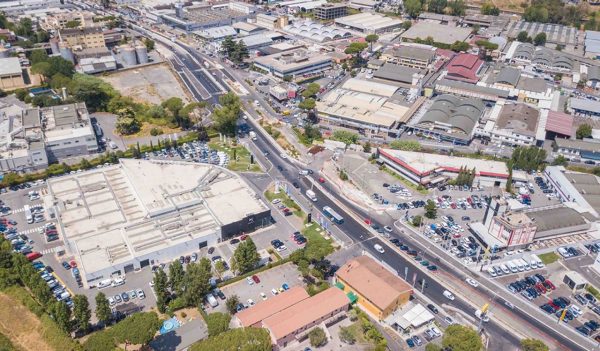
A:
47,159,267,276
236,286,309,327
0,57,22,76
401,22,471,45
263,287,349,341
379,148,509,178
555,138,600,152
571,98,600,112
336,256,412,311
335,12,402,32
496,104,539,136
373,63,421,84
526,206,587,232
253,49,331,73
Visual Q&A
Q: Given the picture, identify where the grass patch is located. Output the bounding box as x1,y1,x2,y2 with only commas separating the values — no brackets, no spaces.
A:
381,166,428,195
0,331,21,351
265,190,305,218
587,285,600,300
538,252,560,265
345,320,369,344
208,140,261,173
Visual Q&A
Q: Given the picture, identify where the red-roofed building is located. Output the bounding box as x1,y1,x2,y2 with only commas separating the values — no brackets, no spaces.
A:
445,53,483,83
545,111,574,139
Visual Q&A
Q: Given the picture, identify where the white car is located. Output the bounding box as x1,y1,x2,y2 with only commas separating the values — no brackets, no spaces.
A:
280,153,287,159
276,245,287,252
374,244,385,254
260,292,267,300
430,326,442,337
466,278,479,288
137,289,145,299
108,296,116,306
271,288,278,296
246,277,254,285
383,226,393,233
443,290,455,300
247,298,255,306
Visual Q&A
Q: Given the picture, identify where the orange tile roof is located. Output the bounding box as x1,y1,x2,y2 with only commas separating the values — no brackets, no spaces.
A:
263,287,349,341
336,255,413,310
236,286,310,327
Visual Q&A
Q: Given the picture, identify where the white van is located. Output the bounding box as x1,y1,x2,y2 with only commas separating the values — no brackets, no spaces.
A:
111,277,125,287
531,254,544,268
206,294,218,307
487,267,497,277
500,264,510,274
493,266,503,276
514,260,524,272
519,258,530,270
507,261,518,273
98,279,112,289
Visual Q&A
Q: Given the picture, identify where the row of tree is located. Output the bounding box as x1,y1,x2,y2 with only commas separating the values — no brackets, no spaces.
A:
454,166,476,187
522,0,585,26
516,31,547,46
511,146,547,172
402,0,466,18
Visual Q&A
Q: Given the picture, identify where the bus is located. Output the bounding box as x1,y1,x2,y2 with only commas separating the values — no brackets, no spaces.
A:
24,205,33,224
323,206,344,224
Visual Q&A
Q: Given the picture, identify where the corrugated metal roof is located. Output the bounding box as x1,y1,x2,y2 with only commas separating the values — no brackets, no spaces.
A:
545,111,573,136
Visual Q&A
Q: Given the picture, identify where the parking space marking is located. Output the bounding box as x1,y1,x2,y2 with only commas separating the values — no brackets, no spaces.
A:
41,245,64,255
18,225,45,235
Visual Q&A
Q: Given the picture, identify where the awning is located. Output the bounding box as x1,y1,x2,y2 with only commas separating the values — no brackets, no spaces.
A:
346,291,358,304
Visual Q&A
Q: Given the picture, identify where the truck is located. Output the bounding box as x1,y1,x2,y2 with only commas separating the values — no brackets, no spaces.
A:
306,189,317,202
249,131,257,141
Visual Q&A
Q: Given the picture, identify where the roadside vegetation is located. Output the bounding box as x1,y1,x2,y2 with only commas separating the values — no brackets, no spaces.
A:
538,252,560,265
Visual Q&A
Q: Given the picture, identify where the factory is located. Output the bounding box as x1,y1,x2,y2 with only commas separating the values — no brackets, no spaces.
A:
47,159,271,282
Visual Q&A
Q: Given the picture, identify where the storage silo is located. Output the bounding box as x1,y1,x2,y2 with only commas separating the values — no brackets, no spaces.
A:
50,38,60,55
135,45,148,64
121,45,137,66
59,46,74,63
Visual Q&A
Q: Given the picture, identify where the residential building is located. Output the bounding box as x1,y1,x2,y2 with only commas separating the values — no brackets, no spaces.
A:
380,45,436,70
253,49,331,79
58,27,105,50
0,57,25,90
43,11,95,30
235,286,310,327
335,255,413,320
262,287,350,348
377,148,511,188
314,3,347,20
41,103,99,161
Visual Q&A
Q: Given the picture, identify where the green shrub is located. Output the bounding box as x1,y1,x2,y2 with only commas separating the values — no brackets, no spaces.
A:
150,127,163,136
168,296,186,312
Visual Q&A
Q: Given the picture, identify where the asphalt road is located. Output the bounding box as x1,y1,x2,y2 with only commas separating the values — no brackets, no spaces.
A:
249,128,590,351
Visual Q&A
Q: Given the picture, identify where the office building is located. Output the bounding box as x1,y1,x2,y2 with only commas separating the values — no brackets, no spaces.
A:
253,49,331,79
314,3,347,20
58,27,106,50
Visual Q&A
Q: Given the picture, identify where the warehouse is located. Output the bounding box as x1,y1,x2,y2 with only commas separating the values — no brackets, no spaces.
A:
401,22,471,45
334,13,402,33
47,159,270,282
377,148,510,188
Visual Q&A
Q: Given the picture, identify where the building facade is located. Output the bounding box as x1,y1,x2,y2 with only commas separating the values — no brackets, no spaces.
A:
314,3,347,20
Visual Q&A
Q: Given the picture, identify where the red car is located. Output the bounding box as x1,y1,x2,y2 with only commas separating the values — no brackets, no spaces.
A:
318,177,325,183
252,275,260,284
26,252,42,261
545,280,556,290
69,260,77,268
364,218,372,225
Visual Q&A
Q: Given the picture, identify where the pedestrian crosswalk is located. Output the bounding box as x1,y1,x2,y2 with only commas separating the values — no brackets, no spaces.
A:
18,226,45,235
41,245,64,255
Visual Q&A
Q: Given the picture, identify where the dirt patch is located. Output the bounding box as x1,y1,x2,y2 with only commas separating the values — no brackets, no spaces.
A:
0,293,54,351
121,123,181,139
175,307,201,321
100,63,190,105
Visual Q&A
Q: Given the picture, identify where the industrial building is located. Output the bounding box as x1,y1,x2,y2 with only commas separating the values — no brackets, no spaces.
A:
444,53,484,84
545,166,600,218
335,255,413,320
316,78,413,138
553,138,600,163
0,57,25,90
58,27,106,50
506,21,580,48
285,21,351,42
377,148,512,188
255,13,289,30
372,63,423,86
0,105,48,172
401,22,471,45
47,159,270,282
585,31,600,59
380,45,436,70
334,13,402,33
569,98,600,118
252,48,332,79
411,94,485,144
236,286,310,327
487,103,541,147
313,3,347,20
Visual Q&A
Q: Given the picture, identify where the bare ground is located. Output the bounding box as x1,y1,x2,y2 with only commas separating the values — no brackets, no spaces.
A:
0,293,54,351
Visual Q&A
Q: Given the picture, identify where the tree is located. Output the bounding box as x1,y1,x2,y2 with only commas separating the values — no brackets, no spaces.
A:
481,2,500,15
332,130,359,145
214,260,226,276
182,258,213,307
231,40,249,64
30,49,49,65
534,32,547,46
442,325,483,351
551,155,568,166
205,312,231,337
189,328,272,351
576,124,592,139
363,141,372,153
404,0,422,18
450,41,470,52
339,326,356,344
162,97,184,118
73,294,91,332
226,295,240,314
425,343,442,351
49,300,72,333
95,292,112,325
424,199,437,219
428,0,447,13
402,20,413,30
506,162,513,193
212,92,241,136
298,98,316,111
231,238,260,274
109,312,161,345
115,107,141,135
365,34,379,52
220,36,236,57
344,42,368,66
153,268,169,313
412,215,423,227
69,74,113,111
309,327,327,347
302,83,320,99
144,38,155,51
169,260,185,296
521,339,549,351
449,0,466,16
517,30,530,42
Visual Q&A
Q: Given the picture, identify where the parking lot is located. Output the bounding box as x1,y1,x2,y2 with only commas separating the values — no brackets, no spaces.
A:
213,263,301,314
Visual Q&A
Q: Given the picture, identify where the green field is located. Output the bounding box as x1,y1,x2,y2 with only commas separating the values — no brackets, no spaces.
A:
208,141,261,172
538,252,560,265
